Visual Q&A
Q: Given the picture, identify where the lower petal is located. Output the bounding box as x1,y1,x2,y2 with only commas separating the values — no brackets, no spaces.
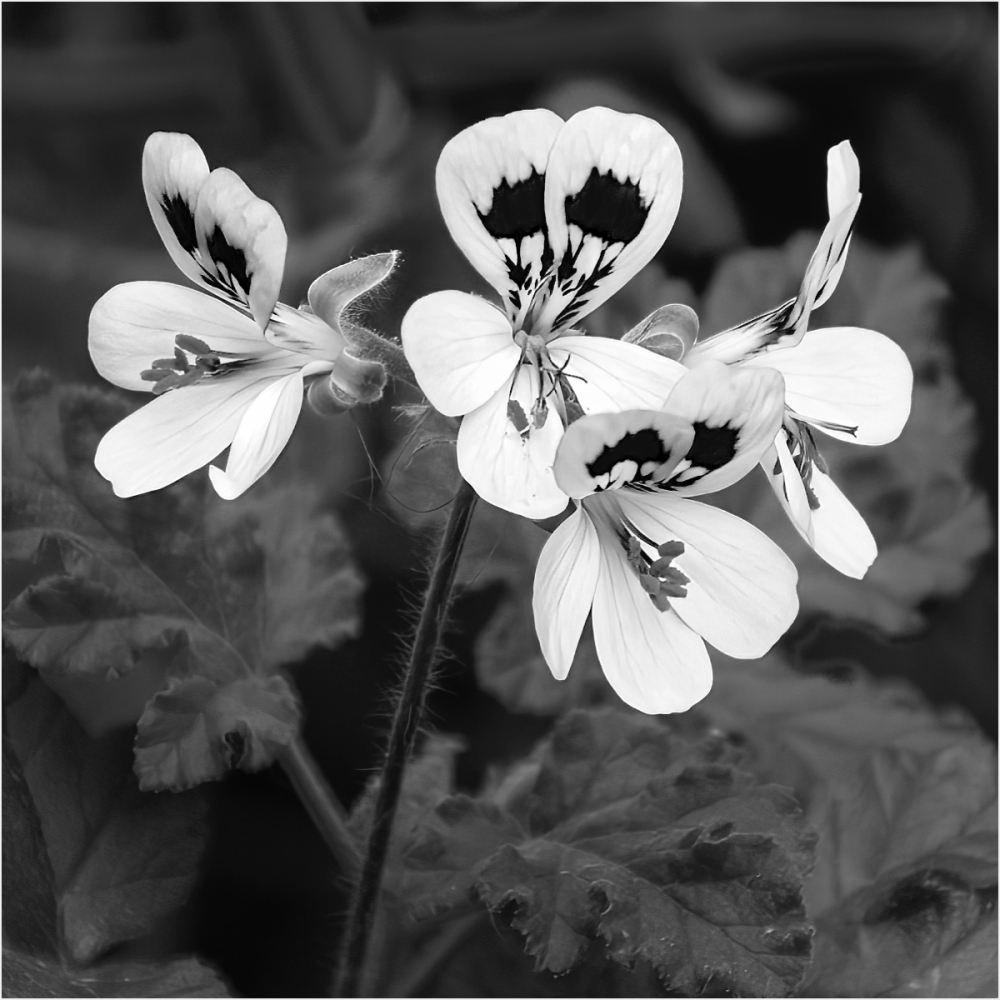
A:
456,368,568,519
89,281,278,392
744,327,913,445
616,491,799,659
208,371,305,499
551,336,685,413
401,290,520,417
532,509,600,679
94,371,285,497
590,522,712,714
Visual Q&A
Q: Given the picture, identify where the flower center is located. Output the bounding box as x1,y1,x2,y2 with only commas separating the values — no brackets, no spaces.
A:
620,525,689,613
140,335,252,395
507,330,585,440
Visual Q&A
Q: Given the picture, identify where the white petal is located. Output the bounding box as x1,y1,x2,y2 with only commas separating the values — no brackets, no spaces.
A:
208,371,305,499
142,134,287,328
801,465,878,578
744,326,913,445
589,515,712,714
88,281,283,392
658,362,786,496
193,168,287,328
401,290,520,417
815,140,862,309
535,108,683,333
456,366,568,519
553,409,693,499
550,335,685,413
94,368,290,497
532,509,600,679
616,491,799,659
435,109,564,322
763,438,877,579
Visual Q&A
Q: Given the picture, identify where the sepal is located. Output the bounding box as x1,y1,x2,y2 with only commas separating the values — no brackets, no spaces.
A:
622,302,699,361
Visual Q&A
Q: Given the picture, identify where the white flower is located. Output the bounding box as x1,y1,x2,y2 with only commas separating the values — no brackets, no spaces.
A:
684,141,913,578
401,107,691,519
89,132,394,499
533,362,799,714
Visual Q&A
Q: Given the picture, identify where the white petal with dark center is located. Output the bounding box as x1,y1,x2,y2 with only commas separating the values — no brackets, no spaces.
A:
535,108,683,334
436,109,564,323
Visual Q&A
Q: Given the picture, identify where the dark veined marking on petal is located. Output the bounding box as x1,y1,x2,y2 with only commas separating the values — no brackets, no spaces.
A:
160,193,199,255
587,429,671,483
687,422,739,471
479,170,553,307
564,168,649,246
206,225,252,296
479,170,546,241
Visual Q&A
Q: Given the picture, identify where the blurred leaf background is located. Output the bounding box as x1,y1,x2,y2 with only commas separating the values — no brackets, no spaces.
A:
3,4,996,996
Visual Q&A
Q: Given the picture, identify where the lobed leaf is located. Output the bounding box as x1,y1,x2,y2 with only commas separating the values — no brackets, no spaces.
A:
400,709,816,997
2,374,365,788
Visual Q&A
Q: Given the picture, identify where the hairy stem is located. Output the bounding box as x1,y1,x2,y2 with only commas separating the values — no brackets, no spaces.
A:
333,479,478,997
278,736,360,878
342,322,418,390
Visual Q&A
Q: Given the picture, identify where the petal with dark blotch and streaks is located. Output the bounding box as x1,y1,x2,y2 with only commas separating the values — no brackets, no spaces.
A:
553,409,694,499
142,133,212,290
658,362,785,497
193,168,287,329
535,108,682,334
685,141,861,366
436,109,564,323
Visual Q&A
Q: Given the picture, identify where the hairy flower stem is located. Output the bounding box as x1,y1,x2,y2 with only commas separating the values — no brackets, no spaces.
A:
278,736,360,879
334,479,478,997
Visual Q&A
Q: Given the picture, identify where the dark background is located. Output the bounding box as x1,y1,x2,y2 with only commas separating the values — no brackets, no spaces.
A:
4,4,996,995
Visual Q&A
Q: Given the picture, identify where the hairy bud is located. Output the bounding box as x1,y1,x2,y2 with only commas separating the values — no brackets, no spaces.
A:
622,304,699,362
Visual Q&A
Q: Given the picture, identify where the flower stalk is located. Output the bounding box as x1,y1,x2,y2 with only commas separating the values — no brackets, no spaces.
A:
277,736,360,879
334,478,478,997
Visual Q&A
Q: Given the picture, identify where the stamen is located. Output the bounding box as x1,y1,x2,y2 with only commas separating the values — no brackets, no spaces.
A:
141,335,251,395
620,528,688,612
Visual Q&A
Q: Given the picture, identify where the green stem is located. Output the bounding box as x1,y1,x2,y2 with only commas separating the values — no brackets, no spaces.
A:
343,323,418,390
333,479,478,997
278,736,360,878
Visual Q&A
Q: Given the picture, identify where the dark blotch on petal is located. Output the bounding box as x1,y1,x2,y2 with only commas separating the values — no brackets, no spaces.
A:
688,422,739,471
206,225,252,295
586,429,670,480
160,193,199,255
478,170,546,241
564,168,649,245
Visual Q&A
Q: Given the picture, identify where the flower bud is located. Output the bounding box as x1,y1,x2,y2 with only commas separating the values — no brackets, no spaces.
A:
330,351,387,405
307,252,399,336
622,304,699,362
306,375,355,416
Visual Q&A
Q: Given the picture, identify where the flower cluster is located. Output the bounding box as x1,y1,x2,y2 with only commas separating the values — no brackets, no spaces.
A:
401,109,912,712
88,112,912,716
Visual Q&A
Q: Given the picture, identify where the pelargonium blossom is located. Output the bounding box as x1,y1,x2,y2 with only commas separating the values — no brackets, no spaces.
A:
401,107,691,519
683,141,913,577
89,132,394,500
533,362,799,714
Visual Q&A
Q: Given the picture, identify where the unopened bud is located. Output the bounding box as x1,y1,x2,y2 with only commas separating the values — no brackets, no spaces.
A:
330,351,387,405
622,304,699,361
307,252,399,335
